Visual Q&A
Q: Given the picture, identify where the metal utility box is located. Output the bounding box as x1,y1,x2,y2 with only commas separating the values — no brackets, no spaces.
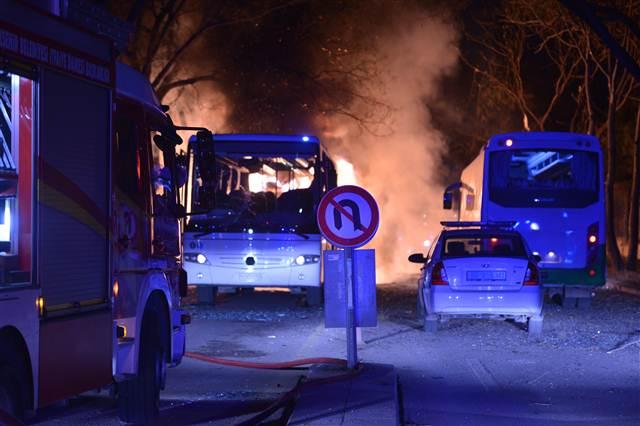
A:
324,249,377,328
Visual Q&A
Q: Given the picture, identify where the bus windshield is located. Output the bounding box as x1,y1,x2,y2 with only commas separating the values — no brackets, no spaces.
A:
489,149,599,208
187,153,320,234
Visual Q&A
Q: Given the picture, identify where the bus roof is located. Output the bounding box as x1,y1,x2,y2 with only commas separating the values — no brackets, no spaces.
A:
212,134,319,144
190,133,323,157
487,132,601,152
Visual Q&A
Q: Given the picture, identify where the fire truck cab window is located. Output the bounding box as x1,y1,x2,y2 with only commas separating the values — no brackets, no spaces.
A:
151,132,173,200
115,117,142,202
151,130,180,256
0,70,34,286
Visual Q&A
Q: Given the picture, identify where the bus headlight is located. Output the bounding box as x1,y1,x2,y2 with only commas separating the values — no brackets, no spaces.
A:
292,255,321,266
185,253,209,264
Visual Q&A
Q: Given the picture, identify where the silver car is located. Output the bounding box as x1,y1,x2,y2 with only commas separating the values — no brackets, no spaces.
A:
409,222,544,335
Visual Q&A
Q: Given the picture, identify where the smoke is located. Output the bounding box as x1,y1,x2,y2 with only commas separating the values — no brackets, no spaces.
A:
166,79,231,150
317,8,459,283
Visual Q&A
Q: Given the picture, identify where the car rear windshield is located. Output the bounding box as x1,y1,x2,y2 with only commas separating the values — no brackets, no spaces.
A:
442,234,527,259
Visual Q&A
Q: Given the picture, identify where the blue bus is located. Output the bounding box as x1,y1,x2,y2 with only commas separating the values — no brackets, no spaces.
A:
443,132,605,306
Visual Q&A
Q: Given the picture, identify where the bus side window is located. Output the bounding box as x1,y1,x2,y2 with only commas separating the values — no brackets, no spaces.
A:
466,194,475,210
0,71,33,286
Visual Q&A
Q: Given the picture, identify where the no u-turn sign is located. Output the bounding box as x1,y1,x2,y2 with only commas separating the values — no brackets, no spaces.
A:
317,185,380,248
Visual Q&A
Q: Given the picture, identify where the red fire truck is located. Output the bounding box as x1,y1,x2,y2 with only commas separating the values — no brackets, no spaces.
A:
0,1,188,423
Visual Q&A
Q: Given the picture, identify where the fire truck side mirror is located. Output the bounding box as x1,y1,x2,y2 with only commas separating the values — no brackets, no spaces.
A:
154,133,180,151
179,268,188,298
196,129,212,144
443,192,453,210
171,203,187,219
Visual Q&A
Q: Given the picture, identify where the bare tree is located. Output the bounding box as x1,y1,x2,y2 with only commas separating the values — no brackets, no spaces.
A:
463,0,583,132
627,103,640,270
110,0,307,101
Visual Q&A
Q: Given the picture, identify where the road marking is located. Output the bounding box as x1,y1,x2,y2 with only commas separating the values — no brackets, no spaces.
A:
467,359,498,391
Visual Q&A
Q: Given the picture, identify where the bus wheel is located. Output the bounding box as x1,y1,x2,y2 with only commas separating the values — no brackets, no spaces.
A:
577,296,592,310
562,296,578,309
118,316,164,425
305,287,323,307
197,286,218,305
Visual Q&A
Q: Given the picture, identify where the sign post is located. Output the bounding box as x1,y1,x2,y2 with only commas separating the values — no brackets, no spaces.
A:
317,185,379,369
344,247,356,368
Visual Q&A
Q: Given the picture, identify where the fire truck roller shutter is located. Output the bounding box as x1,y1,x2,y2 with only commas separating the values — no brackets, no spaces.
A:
37,69,112,405
38,69,110,310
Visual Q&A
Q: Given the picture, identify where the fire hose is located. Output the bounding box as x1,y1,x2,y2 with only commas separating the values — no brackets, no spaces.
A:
184,352,347,369
0,355,358,426
184,352,362,425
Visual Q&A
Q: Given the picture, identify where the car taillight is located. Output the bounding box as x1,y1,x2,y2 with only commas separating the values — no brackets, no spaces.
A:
587,222,599,248
431,262,449,285
524,262,539,286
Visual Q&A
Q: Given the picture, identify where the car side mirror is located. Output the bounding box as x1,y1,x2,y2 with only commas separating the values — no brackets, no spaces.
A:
443,193,452,210
532,254,542,263
408,253,427,263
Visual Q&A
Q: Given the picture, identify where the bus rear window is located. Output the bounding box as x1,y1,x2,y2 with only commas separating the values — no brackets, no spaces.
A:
489,150,599,208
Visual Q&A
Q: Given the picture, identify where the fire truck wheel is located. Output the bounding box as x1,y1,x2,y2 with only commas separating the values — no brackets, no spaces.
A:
0,355,24,420
0,376,19,420
118,312,165,425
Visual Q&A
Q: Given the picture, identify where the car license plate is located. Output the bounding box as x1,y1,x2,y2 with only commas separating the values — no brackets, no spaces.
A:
466,270,506,281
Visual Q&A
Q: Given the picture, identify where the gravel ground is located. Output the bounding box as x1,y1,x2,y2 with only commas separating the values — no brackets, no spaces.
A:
376,279,640,353
186,279,640,356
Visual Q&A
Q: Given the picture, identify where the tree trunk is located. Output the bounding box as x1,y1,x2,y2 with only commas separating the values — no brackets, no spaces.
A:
584,41,595,135
605,56,624,271
626,105,640,271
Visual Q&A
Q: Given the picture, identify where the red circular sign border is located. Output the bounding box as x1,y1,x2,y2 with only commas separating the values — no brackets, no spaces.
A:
317,185,380,248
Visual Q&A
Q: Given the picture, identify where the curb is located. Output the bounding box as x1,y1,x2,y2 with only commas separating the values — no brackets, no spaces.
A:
287,363,399,426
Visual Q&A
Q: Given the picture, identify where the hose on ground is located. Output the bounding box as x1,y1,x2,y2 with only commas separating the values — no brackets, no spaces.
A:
184,352,347,369
184,351,362,425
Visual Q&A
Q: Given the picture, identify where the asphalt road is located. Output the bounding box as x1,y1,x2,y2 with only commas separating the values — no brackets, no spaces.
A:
32,282,640,425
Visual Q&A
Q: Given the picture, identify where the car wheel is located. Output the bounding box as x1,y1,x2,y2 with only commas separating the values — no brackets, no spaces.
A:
416,295,424,320
423,315,438,333
528,315,543,337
